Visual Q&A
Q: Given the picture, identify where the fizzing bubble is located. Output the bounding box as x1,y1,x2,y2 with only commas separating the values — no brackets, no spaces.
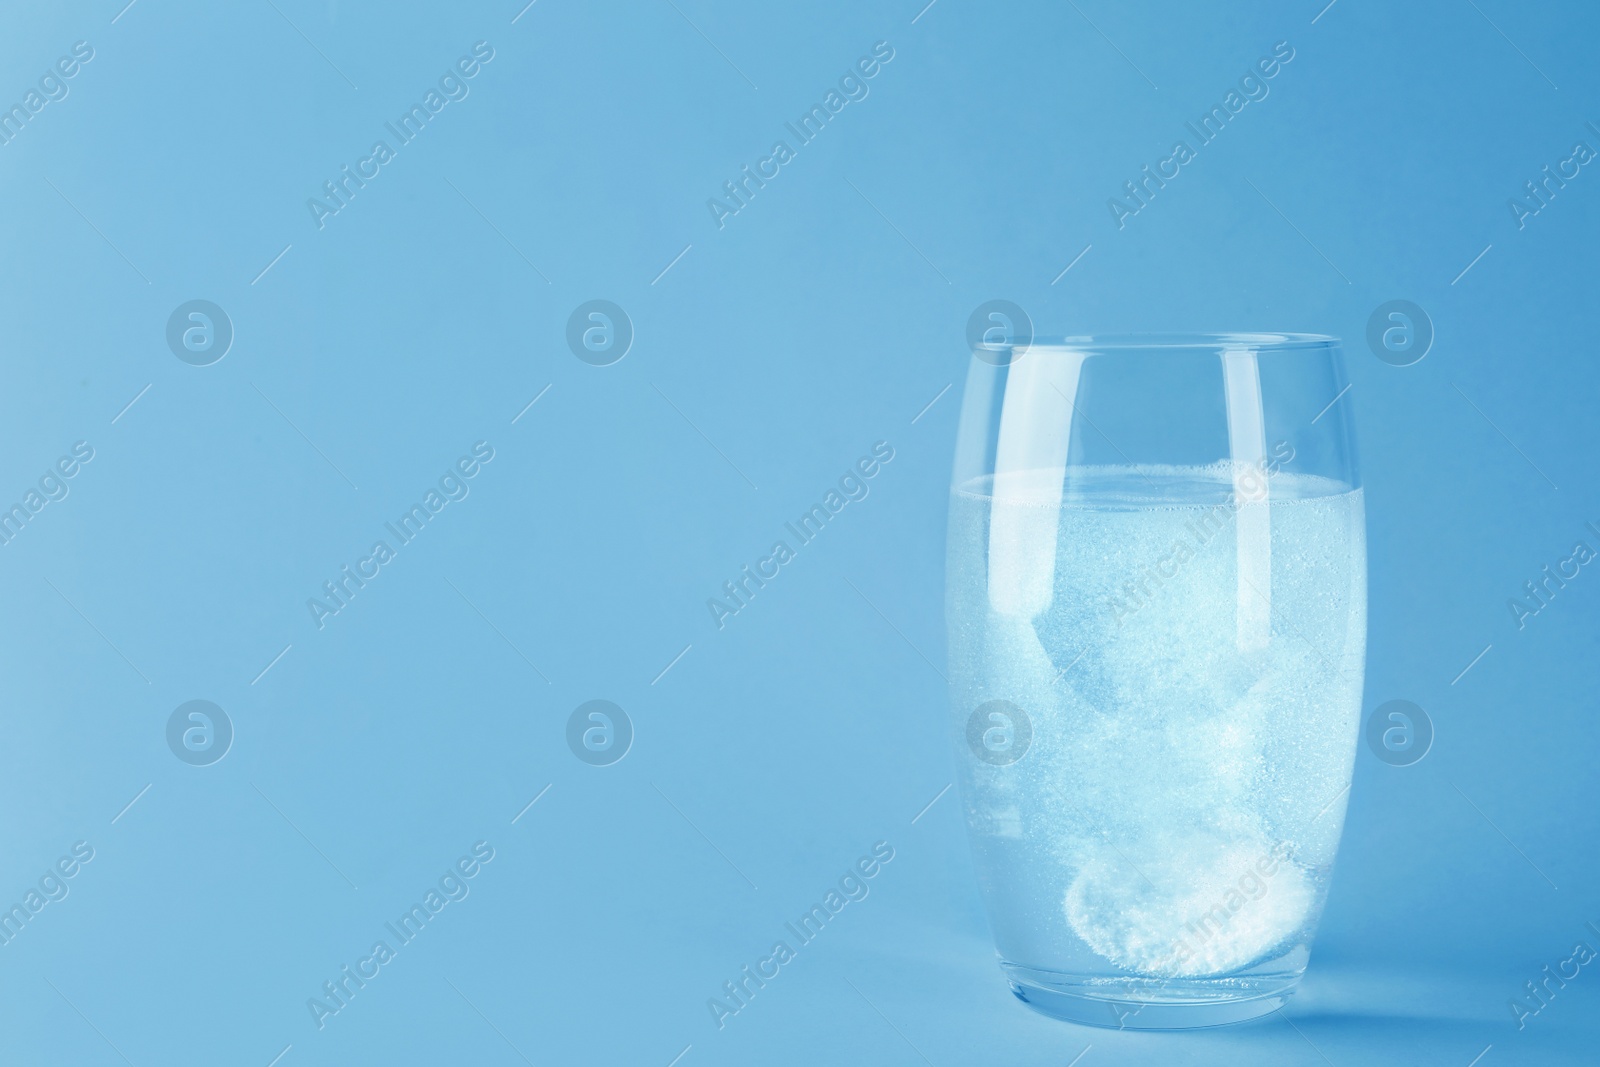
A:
947,465,1365,981
1062,831,1316,977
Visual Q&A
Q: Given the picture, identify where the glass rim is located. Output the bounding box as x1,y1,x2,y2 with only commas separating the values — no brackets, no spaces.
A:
998,332,1340,353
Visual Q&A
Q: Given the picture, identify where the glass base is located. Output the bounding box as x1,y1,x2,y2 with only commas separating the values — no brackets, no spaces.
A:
1002,962,1301,1030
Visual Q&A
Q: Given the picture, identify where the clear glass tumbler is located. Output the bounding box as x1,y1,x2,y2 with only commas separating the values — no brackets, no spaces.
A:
946,334,1365,1028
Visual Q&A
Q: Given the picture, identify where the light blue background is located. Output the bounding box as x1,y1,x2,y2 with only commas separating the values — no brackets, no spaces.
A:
1,1,1597,1064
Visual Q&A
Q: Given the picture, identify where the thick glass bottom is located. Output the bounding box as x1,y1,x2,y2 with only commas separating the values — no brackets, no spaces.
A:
1002,961,1302,1030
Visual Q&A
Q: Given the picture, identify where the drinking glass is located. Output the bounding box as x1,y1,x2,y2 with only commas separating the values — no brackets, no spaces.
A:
946,333,1365,1028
